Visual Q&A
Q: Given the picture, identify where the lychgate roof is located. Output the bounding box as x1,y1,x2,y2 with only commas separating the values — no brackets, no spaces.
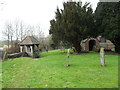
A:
19,36,39,45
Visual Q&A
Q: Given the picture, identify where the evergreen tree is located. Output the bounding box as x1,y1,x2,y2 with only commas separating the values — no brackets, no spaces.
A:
49,1,94,53
94,2,120,53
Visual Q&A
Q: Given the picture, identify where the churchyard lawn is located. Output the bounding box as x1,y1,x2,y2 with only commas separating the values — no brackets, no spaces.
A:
2,49,118,88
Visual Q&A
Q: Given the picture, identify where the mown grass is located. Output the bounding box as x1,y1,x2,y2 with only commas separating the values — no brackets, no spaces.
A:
2,49,118,88
0,61,2,89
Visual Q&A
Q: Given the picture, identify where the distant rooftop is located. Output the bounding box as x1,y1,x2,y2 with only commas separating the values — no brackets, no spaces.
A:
19,36,39,45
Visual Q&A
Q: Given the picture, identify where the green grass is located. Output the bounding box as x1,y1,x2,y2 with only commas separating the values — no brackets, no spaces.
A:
2,49,118,88
0,61,2,89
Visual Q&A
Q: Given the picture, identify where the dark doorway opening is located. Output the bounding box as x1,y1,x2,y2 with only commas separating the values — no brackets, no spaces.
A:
89,40,96,51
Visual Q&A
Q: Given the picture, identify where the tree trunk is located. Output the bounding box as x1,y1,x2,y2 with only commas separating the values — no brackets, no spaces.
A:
11,36,13,47
112,38,120,53
115,46,120,53
8,35,9,48
8,40,9,48
73,42,81,53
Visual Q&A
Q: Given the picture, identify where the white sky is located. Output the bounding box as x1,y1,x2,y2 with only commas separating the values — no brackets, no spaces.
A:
0,0,99,41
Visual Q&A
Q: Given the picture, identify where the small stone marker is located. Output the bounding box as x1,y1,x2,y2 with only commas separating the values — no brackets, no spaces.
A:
100,48,105,66
65,49,70,67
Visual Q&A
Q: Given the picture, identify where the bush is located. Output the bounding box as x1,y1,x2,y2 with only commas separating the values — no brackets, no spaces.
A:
33,50,40,58
6,44,20,54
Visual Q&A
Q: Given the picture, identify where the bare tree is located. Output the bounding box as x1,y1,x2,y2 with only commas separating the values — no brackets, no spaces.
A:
2,23,11,48
25,25,35,36
13,20,26,41
36,25,44,42
19,21,25,41
14,20,24,42
44,35,52,49
3,20,45,45
9,23,14,46
14,21,19,42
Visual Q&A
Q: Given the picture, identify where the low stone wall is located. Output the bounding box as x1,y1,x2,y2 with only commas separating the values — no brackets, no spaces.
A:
1,49,40,61
7,52,32,58
2,51,40,61
7,52,24,58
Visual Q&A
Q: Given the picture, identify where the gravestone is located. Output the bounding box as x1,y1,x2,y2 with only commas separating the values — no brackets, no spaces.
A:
100,48,105,66
65,49,70,67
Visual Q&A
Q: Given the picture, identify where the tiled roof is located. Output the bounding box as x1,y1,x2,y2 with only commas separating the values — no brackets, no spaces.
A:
19,36,39,45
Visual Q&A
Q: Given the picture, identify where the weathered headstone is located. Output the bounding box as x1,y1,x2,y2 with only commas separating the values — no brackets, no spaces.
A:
65,49,70,67
100,48,105,66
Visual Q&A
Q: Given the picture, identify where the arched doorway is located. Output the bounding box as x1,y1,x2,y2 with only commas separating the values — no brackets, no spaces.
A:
89,40,96,51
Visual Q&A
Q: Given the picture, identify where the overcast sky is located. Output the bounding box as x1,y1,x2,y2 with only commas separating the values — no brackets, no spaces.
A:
0,0,99,41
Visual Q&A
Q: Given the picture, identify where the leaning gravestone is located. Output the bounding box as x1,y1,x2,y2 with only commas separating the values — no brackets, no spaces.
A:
100,48,105,66
65,49,70,67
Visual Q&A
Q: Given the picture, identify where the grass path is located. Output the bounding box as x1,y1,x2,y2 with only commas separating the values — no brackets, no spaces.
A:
2,50,118,88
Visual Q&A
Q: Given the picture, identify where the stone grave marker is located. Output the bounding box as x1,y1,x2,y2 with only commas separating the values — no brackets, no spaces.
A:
65,49,70,67
100,48,105,66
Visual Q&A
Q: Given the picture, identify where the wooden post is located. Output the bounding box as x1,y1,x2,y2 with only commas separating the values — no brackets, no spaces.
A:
100,48,105,66
20,46,23,52
25,45,27,53
30,46,33,54
3,51,7,61
65,49,70,67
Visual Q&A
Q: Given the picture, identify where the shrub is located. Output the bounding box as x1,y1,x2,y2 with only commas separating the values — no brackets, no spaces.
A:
33,50,40,58
6,43,20,54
